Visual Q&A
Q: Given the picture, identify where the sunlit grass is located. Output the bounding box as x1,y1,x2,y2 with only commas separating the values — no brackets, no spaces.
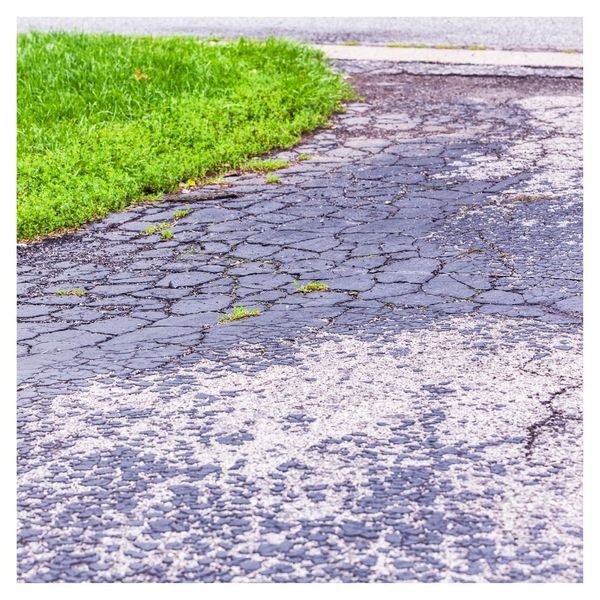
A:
17,32,352,240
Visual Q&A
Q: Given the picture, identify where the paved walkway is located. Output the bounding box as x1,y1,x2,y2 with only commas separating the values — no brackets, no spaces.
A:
17,62,582,582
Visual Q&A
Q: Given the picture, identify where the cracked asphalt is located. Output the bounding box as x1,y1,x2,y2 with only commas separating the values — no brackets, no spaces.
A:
17,61,583,582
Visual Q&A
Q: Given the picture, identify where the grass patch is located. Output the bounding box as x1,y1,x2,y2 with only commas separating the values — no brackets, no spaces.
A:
297,153,312,161
55,288,86,296
265,174,281,184
218,305,260,323
295,281,330,294
17,33,352,240
240,158,290,172
161,229,174,240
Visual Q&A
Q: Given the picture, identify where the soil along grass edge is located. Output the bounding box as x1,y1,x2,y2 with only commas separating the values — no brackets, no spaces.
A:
17,33,353,240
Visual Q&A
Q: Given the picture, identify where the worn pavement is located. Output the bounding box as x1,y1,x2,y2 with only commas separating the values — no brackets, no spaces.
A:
17,61,583,582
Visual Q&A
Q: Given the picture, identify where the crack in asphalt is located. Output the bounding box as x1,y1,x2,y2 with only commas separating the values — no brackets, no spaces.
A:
524,385,582,458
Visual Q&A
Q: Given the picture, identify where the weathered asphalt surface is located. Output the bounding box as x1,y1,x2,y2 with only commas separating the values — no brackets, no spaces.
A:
17,17,583,52
17,61,583,582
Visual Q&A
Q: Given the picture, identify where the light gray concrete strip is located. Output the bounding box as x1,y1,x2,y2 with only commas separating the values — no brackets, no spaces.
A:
317,44,582,68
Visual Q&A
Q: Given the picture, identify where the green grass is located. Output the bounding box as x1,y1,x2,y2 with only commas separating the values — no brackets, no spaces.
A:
55,288,86,296
295,281,330,293
297,153,312,161
218,305,260,323
161,229,174,240
17,33,352,240
240,158,290,172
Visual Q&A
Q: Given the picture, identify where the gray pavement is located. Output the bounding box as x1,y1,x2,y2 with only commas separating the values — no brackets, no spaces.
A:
17,17,583,52
319,45,582,68
17,56,582,581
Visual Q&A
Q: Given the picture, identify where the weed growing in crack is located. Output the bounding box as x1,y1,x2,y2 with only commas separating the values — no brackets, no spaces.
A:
265,174,281,184
143,222,172,235
294,281,330,294
55,288,86,296
161,229,174,240
467,289,484,301
218,306,260,323
173,208,192,220
297,153,312,161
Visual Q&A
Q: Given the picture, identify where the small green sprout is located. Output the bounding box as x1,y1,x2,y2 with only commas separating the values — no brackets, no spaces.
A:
161,229,174,240
295,281,330,294
55,288,86,297
297,153,312,161
218,306,260,323
265,174,281,184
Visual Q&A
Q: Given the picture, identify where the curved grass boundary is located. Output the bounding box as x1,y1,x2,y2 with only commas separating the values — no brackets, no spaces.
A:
17,33,353,240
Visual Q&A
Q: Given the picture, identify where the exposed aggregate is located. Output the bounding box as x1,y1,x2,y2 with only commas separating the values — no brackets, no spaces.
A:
17,64,582,582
